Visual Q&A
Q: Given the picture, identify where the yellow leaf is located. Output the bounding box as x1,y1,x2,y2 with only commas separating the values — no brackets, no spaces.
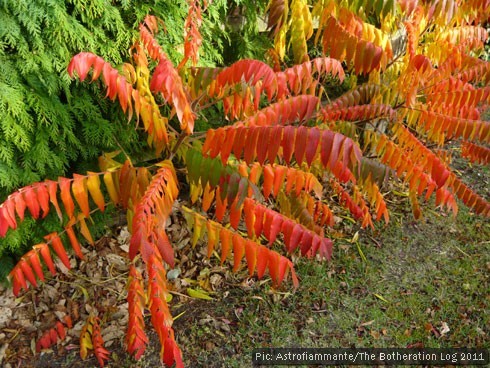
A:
86,173,105,212
98,151,123,172
103,172,120,205
187,288,213,300
191,213,204,247
374,293,389,303
77,213,94,245
79,316,95,360
72,174,90,217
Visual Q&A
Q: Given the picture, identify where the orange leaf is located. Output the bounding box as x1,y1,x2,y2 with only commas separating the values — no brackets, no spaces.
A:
272,165,287,198
59,177,75,219
215,187,227,222
256,245,269,279
72,174,90,217
268,251,280,286
92,317,110,367
65,221,84,259
46,180,63,221
126,266,148,360
243,197,256,238
45,233,71,269
262,165,274,199
206,221,219,258
77,213,94,245
35,243,56,276
10,265,27,296
244,240,258,276
232,234,246,272
253,203,266,238
219,228,232,264
202,183,215,212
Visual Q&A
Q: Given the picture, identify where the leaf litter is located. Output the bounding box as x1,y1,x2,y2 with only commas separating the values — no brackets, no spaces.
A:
0,206,255,367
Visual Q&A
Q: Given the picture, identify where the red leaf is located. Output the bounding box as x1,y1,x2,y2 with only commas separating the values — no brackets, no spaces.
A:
268,211,283,245
18,259,37,288
56,321,66,340
2,199,16,230
330,133,345,169
244,127,259,164
221,128,237,164
267,126,283,164
430,159,450,188
289,224,303,253
23,187,40,219
282,126,296,164
254,204,266,238
36,184,50,218
155,229,175,267
0,208,8,237
321,130,334,167
229,200,242,230
299,231,313,256
294,126,308,165
281,219,294,250
27,249,45,282
232,126,247,159
256,127,270,165
305,128,320,166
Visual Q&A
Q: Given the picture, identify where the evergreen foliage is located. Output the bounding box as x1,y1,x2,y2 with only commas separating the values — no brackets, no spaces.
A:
0,0,269,264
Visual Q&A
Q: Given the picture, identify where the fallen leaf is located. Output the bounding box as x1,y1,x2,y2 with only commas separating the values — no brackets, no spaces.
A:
360,320,375,327
440,322,450,336
187,288,214,300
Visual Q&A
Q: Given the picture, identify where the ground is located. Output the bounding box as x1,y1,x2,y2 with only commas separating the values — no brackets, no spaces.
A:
0,146,488,368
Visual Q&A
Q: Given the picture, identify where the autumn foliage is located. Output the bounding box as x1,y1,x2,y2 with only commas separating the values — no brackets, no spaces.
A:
1,0,489,366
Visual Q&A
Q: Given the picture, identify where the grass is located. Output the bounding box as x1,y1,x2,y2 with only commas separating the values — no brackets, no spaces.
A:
166,204,489,367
